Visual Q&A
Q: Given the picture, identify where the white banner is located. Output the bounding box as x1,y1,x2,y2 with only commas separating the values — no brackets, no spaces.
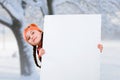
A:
41,15,101,80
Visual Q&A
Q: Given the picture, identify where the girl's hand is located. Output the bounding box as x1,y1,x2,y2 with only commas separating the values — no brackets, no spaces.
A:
38,48,45,57
97,44,103,53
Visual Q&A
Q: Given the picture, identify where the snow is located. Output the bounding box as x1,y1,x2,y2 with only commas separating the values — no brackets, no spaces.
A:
101,40,120,80
0,41,40,80
0,33,120,80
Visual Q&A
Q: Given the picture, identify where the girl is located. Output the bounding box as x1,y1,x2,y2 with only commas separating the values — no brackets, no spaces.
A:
23,23,45,68
23,23,103,68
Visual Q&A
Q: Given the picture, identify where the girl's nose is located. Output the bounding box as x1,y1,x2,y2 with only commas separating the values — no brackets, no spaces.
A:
31,35,34,40
30,35,34,40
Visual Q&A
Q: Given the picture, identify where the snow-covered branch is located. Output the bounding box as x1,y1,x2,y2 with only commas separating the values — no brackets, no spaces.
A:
0,16,12,26
0,0,24,21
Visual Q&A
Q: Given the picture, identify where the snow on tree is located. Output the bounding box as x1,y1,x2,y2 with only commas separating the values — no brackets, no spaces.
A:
0,0,48,77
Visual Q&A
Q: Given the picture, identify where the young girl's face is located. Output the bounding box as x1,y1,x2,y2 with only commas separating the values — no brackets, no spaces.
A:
26,30,42,46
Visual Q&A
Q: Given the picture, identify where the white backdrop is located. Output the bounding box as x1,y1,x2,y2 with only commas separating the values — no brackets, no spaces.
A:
41,15,101,80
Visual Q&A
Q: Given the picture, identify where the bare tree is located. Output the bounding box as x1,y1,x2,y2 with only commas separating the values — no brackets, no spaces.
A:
0,0,48,76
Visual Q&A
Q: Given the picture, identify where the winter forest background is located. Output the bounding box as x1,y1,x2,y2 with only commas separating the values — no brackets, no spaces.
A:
0,0,120,80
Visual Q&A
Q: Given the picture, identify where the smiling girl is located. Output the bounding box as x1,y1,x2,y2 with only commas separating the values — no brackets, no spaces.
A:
23,23,45,68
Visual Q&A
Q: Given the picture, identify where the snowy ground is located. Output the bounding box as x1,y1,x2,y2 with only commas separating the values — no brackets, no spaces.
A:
0,40,20,80
0,40,120,80
101,40,120,80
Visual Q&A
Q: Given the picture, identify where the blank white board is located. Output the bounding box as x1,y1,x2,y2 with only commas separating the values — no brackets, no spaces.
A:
41,15,101,80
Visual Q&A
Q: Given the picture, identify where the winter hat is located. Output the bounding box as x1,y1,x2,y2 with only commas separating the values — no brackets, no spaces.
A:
23,23,43,41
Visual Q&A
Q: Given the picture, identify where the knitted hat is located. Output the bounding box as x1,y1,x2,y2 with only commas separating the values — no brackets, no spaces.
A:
23,23,43,41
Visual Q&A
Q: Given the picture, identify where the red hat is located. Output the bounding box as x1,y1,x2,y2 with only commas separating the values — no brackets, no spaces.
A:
23,23,43,41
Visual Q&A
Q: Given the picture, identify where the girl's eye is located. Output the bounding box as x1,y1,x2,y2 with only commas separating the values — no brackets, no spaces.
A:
32,31,34,35
27,37,30,40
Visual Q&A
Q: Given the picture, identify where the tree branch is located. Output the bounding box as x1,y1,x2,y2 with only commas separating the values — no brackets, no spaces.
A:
0,16,12,27
0,0,24,21
31,0,48,15
39,0,48,15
